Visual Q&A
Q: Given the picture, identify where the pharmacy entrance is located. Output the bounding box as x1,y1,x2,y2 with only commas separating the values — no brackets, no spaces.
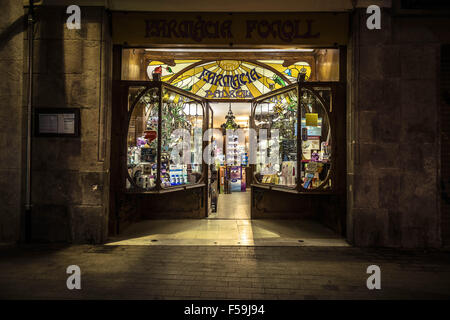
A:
107,12,349,246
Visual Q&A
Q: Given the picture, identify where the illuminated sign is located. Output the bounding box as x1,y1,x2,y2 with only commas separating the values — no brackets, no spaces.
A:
145,18,233,42
113,12,349,46
144,18,320,43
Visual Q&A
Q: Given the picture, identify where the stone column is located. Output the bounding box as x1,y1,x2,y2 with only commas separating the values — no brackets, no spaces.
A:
29,6,111,243
0,0,24,242
348,8,441,247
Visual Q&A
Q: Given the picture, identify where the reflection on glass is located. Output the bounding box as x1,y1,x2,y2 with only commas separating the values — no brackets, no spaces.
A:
126,87,159,191
161,88,203,188
254,89,298,187
300,88,332,190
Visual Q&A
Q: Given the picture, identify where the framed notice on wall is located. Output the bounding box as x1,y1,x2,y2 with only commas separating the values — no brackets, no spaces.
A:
35,108,80,137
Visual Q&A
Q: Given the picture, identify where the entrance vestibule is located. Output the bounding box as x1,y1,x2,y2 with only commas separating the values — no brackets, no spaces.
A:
108,46,347,246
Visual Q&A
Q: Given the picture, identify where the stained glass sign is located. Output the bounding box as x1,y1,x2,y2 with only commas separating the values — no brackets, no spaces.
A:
147,59,311,100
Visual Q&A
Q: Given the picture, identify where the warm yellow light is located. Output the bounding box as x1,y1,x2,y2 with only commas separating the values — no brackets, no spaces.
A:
145,48,314,53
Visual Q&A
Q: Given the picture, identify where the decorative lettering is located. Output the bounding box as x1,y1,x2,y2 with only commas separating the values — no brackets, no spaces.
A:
198,68,261,89
144,18,320,43
205,89,253,99
145,18,233,42
246,19,320,42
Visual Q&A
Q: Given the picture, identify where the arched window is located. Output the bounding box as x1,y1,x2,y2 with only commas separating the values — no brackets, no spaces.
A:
126,83,206,192
146,59,312,100
251,84,333,191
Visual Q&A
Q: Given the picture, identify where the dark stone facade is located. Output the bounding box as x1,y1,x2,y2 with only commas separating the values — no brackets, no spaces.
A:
0,0,24,242
0,2,448,247
30,6,112,243
0,5,112,243
347,9,448,247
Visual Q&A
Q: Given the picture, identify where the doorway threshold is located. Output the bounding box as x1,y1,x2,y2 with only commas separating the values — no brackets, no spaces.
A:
106,219,349,247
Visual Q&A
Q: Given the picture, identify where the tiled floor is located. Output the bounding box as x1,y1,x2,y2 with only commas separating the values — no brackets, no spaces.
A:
208,191,251,219
107,219,348,246
107,189,347,246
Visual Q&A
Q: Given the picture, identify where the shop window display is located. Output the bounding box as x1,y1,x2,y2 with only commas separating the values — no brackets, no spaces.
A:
126,83,205,192
127,86,159,190
253,87,298,188
300,87,332,190
252,84,333,190
161,88,204,188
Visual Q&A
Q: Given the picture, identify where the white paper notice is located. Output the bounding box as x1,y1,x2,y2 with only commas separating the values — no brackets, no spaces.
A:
60,114,75,134
39,113,75,134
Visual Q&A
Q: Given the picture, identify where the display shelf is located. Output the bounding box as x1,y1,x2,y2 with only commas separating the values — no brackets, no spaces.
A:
301,159,330,163
251,183,334,195
125,183,206,194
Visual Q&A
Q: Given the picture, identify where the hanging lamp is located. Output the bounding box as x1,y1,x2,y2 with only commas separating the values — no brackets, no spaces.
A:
220,103,240,134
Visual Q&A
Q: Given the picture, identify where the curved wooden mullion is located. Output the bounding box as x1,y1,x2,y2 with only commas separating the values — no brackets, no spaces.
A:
298,86,334,192
125,86,159,192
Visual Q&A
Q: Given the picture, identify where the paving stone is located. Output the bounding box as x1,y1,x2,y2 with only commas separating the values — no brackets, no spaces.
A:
1,245,449,299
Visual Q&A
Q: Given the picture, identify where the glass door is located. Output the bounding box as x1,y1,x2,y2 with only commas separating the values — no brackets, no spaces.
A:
298,84,334,191
124,81,208,193
251,84,299,190
251,82,335,192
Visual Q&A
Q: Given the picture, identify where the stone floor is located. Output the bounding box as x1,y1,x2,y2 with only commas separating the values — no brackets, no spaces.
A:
1,245,450,299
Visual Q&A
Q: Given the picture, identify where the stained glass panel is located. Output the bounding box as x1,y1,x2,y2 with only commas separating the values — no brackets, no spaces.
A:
146,59,312,100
